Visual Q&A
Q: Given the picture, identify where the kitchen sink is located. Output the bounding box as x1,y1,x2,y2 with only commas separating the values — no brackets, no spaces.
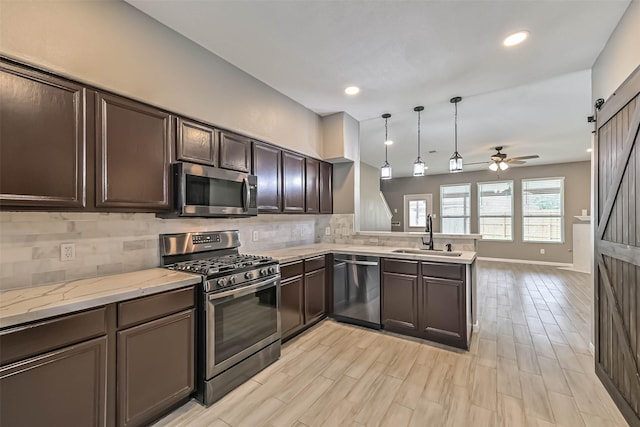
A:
392,249,463,257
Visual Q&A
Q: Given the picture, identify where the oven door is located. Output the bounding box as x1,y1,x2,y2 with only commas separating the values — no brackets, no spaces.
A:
206,276,280,378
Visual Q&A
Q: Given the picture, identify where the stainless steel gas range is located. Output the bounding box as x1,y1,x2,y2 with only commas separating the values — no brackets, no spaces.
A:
160,230,281,406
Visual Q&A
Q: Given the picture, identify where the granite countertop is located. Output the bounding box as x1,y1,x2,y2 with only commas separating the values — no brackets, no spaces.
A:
0,269,201,329
257,243,477,265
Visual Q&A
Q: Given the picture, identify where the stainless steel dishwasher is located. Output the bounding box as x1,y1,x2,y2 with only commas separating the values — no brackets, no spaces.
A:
332,254,381,329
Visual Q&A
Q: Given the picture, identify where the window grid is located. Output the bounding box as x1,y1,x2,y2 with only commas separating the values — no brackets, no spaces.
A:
478,180,514,241
440,184,471,234
522,177,564,243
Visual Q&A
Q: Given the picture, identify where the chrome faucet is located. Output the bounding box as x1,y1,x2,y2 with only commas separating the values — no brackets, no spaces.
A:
422,214,434,250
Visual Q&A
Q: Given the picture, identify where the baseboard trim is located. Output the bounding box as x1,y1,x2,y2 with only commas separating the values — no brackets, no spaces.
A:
477,257,573,268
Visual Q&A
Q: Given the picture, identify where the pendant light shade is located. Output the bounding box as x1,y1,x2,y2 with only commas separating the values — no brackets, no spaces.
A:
449,96,464,173
381,113,392,180
413,106,426,176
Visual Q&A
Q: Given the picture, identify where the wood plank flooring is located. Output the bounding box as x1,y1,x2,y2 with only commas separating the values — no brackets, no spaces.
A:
154,261,628,427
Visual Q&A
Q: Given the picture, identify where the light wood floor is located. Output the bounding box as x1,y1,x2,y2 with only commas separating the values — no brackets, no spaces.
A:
155,261,629,427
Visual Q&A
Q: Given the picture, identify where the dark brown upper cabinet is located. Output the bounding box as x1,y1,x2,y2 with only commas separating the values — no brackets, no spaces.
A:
252,141,282,212
95,92,171,211
282,150,305,213
305,158,320,213
219,131,251,172
0,61,87,208
319,161,333,214
176,117,218,166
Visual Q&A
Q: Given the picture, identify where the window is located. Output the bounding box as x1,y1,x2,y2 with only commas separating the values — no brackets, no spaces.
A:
403,194,433,231
440,184,471,234
478,181,513,240
522,178,564,242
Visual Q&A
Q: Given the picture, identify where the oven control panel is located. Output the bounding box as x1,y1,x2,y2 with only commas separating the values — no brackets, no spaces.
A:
192,234,221,245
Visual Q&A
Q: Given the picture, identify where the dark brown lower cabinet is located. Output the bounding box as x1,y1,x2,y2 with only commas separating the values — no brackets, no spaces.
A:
381,271,419,333
281,276,304,339
304,268,326,324
421,277,465,348
280,256,328,341
117,309,194,427
0,336,107,426
381,258,470,349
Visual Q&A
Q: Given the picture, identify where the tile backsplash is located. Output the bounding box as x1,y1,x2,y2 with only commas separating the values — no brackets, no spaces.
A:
0,212,340,290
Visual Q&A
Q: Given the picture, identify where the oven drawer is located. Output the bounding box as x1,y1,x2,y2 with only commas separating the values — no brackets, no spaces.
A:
118,286,195,329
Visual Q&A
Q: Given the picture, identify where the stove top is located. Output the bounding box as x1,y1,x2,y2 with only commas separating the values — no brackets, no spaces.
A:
170,254,275,277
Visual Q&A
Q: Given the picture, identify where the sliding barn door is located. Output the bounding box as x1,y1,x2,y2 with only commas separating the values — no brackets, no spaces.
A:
594,65,640,427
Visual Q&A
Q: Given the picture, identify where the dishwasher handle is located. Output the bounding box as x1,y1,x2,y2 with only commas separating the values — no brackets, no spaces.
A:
334,259,379,266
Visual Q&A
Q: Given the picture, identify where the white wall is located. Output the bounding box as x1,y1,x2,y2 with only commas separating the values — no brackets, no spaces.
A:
592,0,640,103
0,0,322,157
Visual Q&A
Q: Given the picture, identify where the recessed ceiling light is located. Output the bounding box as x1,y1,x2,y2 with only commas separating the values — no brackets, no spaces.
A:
503,31,529,47
587,148,593,152
345,86,360,95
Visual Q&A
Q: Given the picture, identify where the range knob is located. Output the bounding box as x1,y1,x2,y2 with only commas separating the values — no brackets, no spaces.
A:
216,278,227,287
268,266,276,274
245,272,253,279
260,268,268,276
229,276,237,285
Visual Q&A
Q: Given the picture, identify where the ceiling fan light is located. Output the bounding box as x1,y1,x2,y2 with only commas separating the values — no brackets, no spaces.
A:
449,152,463,173
381,161,392,180
489,162,499,172
499,161,509,171
413,157,425,176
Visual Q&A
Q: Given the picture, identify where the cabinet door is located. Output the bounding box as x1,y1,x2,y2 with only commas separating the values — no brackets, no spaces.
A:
305,157,320,213
219,131,250,172
304,268,326,324
381,272,419,333
176,118,218,166
421,277,465,348
319,161,333,214
0,61,87,208
96,92,171,210
117,309,194,427
0,337,107,427
282,150,305,213
281,276,304,340
252,141,282,212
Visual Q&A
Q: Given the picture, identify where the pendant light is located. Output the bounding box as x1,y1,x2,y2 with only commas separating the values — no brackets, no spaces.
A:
380,113,393,179
413,106,426,176
449,96,464,173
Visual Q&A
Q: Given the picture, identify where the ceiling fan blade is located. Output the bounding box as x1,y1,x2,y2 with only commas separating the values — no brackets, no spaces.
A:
507,160,526,165
464,161,490,165
507,155,539,161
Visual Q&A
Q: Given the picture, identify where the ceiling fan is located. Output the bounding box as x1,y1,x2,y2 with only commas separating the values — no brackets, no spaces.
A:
465,146,539,171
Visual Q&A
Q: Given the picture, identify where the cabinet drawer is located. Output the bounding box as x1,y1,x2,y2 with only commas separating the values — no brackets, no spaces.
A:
304,255,325,272
280,260,303,280
422,262,464,281
118,286,194,329
383,258,419,276
0,307,107,366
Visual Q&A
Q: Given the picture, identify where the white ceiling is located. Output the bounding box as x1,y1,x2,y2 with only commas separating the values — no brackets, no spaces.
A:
127,0,630,176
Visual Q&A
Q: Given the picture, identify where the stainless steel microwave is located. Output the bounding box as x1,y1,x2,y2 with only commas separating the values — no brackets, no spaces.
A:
167,162,257,218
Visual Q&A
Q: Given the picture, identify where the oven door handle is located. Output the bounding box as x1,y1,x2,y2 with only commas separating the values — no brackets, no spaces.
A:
208,276,279,301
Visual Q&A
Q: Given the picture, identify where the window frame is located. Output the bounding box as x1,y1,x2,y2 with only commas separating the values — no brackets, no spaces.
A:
403,193,433,232
521,177,565,244
440,183,471,234
477,180,514,242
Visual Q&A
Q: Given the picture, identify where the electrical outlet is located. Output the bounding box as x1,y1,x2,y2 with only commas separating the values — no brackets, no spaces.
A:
60,243,75,261
325,226,331,236
394,209,398,213
540,248,545,255
252,231,259,242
